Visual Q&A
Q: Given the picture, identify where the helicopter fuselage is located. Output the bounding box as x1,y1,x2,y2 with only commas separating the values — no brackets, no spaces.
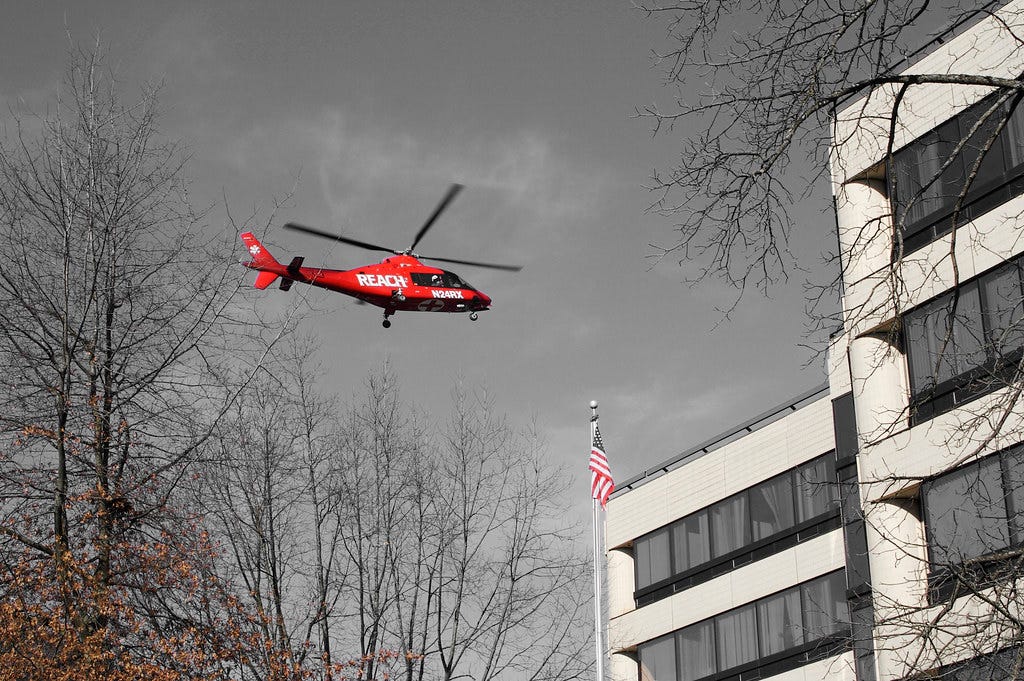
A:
242,245,492,315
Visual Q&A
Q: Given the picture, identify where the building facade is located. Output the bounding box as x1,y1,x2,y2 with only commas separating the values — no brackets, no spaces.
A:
830,0,1024,678
607,2,1024,680
605,386,860,681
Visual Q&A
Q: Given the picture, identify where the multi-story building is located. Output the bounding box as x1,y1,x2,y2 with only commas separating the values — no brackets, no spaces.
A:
830,0,1024,678
605,385,863,681
607,2,1024,680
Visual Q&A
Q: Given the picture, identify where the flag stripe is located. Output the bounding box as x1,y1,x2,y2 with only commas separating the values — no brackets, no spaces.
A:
589,423,614,508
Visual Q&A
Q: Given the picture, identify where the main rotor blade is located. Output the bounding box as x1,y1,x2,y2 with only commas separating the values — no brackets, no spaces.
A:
284,223,396,255
410,183,463,252
419,254,522,272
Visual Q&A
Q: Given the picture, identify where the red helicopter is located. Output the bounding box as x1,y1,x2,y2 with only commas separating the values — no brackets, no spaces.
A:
240,184,521,328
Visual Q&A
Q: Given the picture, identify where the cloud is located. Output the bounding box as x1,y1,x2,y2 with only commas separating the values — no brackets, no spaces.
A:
217,108,614,234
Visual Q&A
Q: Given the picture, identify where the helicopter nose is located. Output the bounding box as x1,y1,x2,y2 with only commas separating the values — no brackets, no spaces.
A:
476,292,492,308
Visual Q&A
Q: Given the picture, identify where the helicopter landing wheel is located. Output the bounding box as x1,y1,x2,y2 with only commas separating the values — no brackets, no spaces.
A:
469,312,479,321
382,319,392,329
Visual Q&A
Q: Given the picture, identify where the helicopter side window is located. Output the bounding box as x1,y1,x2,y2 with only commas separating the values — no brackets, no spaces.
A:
412,273,438,286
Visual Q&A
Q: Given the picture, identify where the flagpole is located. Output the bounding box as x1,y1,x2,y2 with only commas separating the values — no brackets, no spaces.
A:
590,399,605,681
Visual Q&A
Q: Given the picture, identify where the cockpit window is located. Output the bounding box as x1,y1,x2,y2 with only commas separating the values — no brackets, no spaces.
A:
411,271,476,290
442,272,475,290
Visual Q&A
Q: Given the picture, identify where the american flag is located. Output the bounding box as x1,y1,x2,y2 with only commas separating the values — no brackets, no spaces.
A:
589,423,614,508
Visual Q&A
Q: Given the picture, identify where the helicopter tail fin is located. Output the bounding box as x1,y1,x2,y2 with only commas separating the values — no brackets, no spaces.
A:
253,271,280,289
240,232,282,289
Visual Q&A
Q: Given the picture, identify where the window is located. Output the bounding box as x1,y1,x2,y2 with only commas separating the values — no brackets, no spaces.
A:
716,604,758,670
710,493,750,557
941,646,1022,681
891,93,1024,253
678,621,716,681
850,603,877,681
839,463,872,592
635,527,672,590
923,444,1024,596
634,454,839,606
926,458,1008,565
410,271,476,289
442,271,473,289
904,257,1024,423
672,510,710,573
801,570,847,640
756,587,804,656
1004,445,1024,543
640,634,677,681
795,456,835,522
750,473,795,541
831,392,859,461
637,571,850,681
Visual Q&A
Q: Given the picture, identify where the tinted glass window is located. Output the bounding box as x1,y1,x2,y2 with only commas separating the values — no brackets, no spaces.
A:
411,272,440,286
716,604,758,669
757,586,804,656
749,473,795,541
851,604,877,681
678,620,716,681
962,102,1008,190
944,646,1022,681
1006,100,1024,168
906,282,986,390
636,528,672,589
831,392,859,460
795,456,838,522
1003,445,1024,544
926,458,1009,565
710,493,750,558
839,464,872,591
893,123,962,227
905,257,1024,421
981,263,1024,357
639,633,677,681
672,510,710,572
802,570,848,640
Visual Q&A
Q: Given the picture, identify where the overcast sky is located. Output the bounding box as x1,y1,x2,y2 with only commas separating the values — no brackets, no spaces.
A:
2,1,838,522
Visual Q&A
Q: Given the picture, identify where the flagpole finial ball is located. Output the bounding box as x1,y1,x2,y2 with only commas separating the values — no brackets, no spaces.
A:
589,400,598,409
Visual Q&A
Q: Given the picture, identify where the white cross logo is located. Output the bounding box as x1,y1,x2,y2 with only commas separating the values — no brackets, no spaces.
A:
249,244,261,256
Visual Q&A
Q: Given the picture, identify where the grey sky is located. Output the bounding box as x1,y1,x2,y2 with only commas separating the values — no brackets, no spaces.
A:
2,2,837,518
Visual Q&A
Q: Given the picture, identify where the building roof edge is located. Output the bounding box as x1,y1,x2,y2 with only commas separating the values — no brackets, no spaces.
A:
612,382,831,497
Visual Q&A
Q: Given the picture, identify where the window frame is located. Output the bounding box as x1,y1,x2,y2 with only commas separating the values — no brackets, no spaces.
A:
637,570,851,681
922,444,1024,601
904,255,1024,424
891,90,1024,255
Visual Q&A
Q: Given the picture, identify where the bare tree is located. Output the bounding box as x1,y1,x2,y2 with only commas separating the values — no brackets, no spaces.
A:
0,42,277,677
199,340,352,680
426,384,593,681
207,362,594,681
